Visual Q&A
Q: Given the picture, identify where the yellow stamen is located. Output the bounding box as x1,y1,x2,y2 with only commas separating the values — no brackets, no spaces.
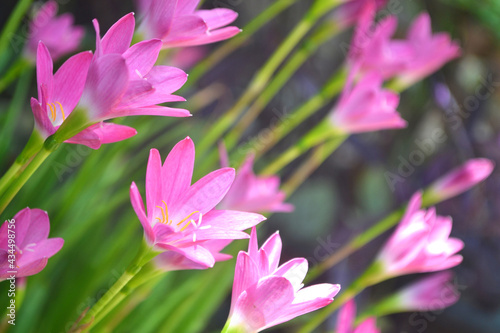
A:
55,101,66,120
156,204,166,224
180,219,193,232
177,211,199,226
162,200,169,224
48,103,56,121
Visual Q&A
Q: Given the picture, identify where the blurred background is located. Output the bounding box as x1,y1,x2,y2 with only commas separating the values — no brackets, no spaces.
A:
1,0,500,332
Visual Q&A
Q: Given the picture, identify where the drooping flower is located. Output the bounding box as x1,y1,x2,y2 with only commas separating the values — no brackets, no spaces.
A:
218,145,293,214
39,13,191,147
387,271,460,312
336,300,380,333
349,9,460,87
136,0,240,48
224,227,340,332
376,192,464,278
0,208,64,281
130,137,266,269
329,72,406,134
24,0,84,61
425,158,494,203
30,42,137,149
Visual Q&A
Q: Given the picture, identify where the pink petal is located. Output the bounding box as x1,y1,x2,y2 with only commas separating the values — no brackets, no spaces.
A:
192,227,249,241
164,26,240,47
81,54,129,120
234,276,295,332
64,128,101,149
90,122,138,144
12,258,48,278
336,299,356,333
261,232,282,272
162,137,195,205
143,0,177,38
170,168,235,221
101,13,135,54
354,318,380,333
231,251,260,314
146,149,163,219
197,8,238,30
17,238,64,267
268,284,340,329
166,15,207,41
31,97,55,137
200,210,266,231
157,244,215,268
248,226,259,259
175,0,199,15
123,39,162,78
52,50,93,116
144,65,188,95
20,208,50,248
36,42,53,100
109,105,191,118
130,182,154,244
273,258,308,292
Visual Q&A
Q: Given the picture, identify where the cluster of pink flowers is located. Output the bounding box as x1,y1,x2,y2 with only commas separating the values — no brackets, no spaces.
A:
1,0,495,332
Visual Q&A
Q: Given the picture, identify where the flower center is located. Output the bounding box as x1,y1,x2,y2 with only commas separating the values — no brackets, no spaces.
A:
155,200,199,231
47,101,66,123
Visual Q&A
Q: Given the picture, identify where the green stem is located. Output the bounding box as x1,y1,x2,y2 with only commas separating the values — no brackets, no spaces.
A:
0,161,22,197
282,135,347,196
298,262,384,333
187,0,299,87
224,21,342,152
0,135,55,215
233,67,347,168
0,57,31,93
0,65,33,159
196,1,333,156
78,242,158,332
259,119,342,175
0,0,34,58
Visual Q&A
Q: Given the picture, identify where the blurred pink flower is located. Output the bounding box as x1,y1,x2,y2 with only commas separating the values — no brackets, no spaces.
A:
337,300,380,333
350,9,460,86
427,158,494,202
0,208,63,280
329,72,406,133
225,227,340,332
169,46,208,70
30,42,137,149
376,192,464,278
332,0,388,28
136,0,240,48
130,137,266,269
394,271,460,311
25,1,84,61
219,145,293,214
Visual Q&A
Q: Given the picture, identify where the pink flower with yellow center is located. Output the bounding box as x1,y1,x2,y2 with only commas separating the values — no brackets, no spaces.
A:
0,208,63,280
130,137,266,269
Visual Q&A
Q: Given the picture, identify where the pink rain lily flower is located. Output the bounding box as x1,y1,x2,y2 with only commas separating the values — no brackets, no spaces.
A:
37,13,190,147
78,13,191,123
24,0,84,61
329,72,406,134
30,42,137,149
426,158,494,202
136,0,240,48
350,9,460,86
336,300,380,333
0,208,63,281
218,145,293,213
376,192,464,278
392,271,460,312
130,137,266,269
224,227,340,332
